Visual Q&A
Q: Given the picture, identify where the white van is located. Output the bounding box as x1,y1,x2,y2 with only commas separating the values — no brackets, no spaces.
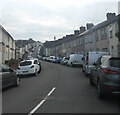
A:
67,54,83,67
49,56,56,62
82,51,109,76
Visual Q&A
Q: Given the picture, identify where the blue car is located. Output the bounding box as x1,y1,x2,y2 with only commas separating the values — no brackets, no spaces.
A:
54,57,62,63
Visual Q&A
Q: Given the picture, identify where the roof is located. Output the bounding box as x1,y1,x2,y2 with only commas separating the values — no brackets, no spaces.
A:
20,59,38,62
44,34,76,48
0,25,15,41
44,14,118,48
77,16,117,37
15,38,35,48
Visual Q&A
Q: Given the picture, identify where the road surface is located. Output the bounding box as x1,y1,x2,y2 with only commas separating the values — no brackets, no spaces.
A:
2,61,120,114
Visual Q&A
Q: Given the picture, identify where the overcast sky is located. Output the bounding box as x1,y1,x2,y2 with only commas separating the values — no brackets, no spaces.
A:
1,0,119,43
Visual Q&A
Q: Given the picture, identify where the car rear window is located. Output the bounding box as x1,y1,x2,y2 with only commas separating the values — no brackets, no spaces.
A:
109,58,120,68
20,61,32,66
65,57,69,60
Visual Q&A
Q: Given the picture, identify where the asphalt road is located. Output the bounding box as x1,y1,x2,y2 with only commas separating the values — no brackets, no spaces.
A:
31,46,41,58
2,61,120,114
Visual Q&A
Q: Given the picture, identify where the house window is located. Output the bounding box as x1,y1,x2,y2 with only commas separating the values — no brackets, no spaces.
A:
97,48,99,51
104,28,107,38
76,39,80,46
74,40,76,46
71,41,74,47
80,37,84,45
114,22,118,33
101,29,104,39
95,31,98,41
102,48,108,52
111,46,114,49
109,26,113,38
118,45,120,57
101,28,107,39
110,30,113,38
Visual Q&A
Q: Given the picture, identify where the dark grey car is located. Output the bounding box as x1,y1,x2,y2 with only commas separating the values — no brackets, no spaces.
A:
90,55,120,99
0,64,20,89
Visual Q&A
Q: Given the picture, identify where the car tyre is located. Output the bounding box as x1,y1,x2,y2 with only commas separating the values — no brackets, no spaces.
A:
34,69,38,76
82,67,85,72
14,77,20,87
97,82,104,99
90,76,94,86
38,66,41,73
71,62,73,67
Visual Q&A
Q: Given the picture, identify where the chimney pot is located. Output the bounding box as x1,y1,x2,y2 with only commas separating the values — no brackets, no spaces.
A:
79,26,86,33
86,23,94,30
106,13,116,20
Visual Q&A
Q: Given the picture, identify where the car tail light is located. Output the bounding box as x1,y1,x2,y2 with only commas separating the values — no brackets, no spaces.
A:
102,68,120,74
31,65,34,68
86,55,88,65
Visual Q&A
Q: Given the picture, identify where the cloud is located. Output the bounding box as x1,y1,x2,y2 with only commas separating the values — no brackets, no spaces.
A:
1,0,119,42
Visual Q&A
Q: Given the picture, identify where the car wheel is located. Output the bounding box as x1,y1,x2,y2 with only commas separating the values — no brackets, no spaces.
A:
90,76,94,86
71,62,73,67
14,77,20,87
38,66,41,73
97,82,104,99
82,67,85,72
34,69,38,76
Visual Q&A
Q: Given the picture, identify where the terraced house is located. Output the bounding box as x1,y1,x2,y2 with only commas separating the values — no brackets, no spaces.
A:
0,25,16,64
44,13,120,57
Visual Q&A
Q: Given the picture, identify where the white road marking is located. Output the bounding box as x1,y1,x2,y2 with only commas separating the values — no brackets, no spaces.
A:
28,87,56,115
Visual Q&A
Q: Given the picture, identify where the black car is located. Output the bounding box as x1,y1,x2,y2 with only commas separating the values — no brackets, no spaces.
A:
0,64,20,89
90,55,120,99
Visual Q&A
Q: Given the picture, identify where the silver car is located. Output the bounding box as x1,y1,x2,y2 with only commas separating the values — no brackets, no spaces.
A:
90,55,120,99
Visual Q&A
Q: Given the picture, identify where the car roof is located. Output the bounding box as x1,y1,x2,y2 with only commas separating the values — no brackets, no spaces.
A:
101,55,111,58
20,59,36,63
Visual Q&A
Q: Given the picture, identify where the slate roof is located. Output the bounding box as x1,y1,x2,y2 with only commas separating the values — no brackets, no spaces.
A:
44,34,76,48
15,38,35,48
0,25,14,41
78,16,118,37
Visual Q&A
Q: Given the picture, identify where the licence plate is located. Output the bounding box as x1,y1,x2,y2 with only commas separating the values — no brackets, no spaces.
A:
22,71,28,73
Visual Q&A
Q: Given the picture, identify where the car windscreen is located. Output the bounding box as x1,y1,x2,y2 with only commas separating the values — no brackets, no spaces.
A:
65,57,69,60
109,58,120,68
20,61,32,66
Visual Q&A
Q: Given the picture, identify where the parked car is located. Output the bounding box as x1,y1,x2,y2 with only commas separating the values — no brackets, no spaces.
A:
89,55,120,99
17,59,41,76
61,57,69,65
46,57,51,62
82,51,109,76
0,64,20,89
52,57,62,63
49,56,56,62
37,55,42,60
43,57,47,61
27,55,33,59
67,54,83,67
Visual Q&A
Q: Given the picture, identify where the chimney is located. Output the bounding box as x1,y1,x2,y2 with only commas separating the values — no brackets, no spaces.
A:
106,13,116,20
63,36,66,39
54,36,56,41
79,26,86,33
74,30,80,35
86,23,94,30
